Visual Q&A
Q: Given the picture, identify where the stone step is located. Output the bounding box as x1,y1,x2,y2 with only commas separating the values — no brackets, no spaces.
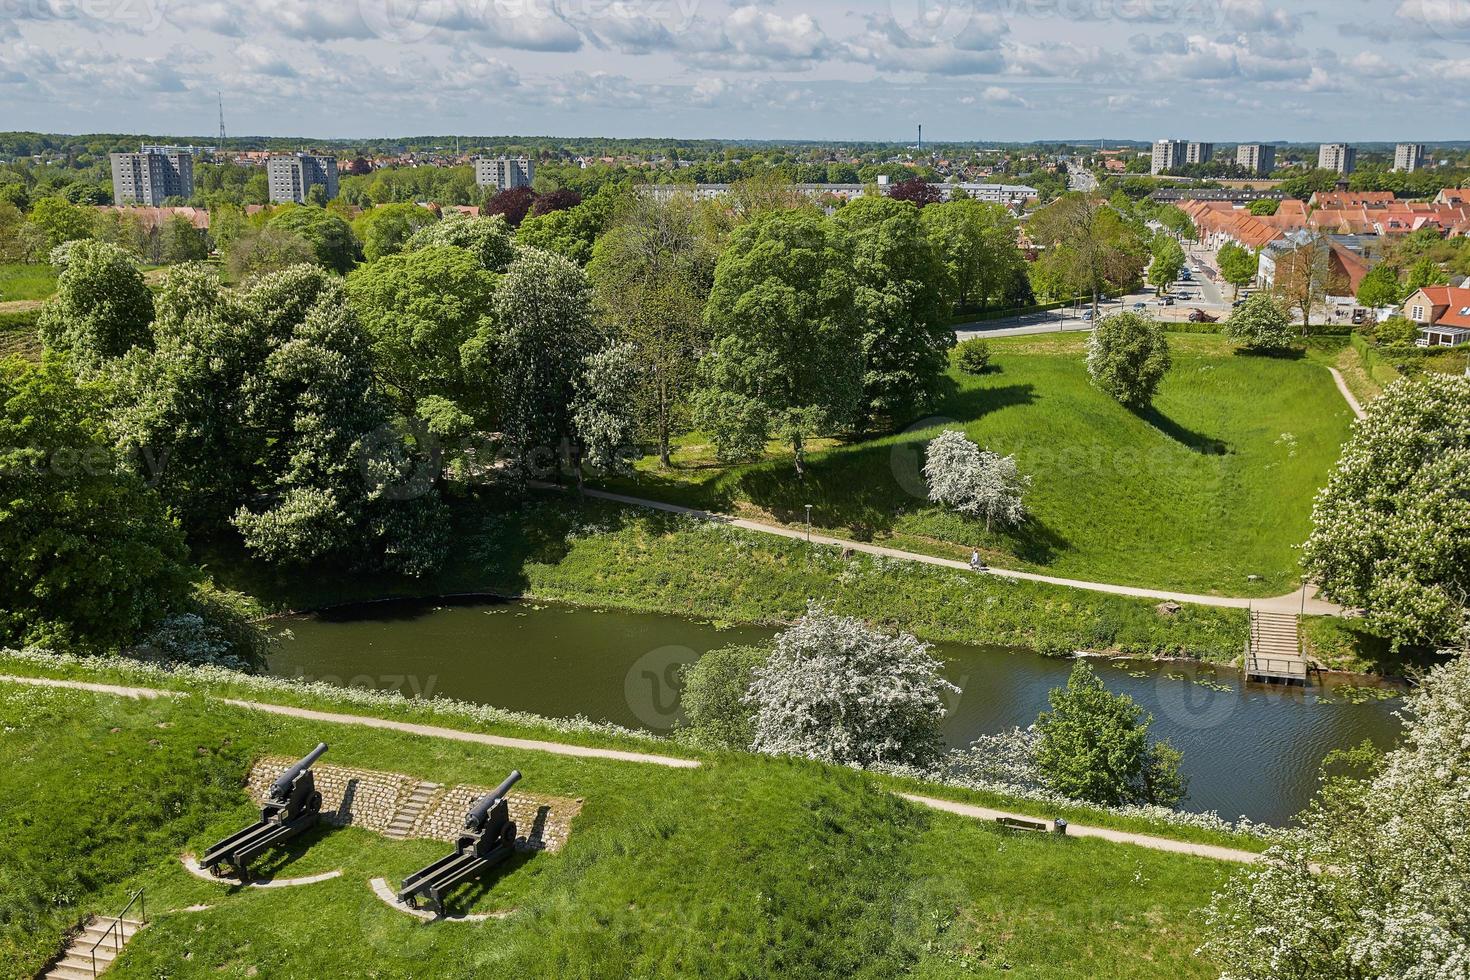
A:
384,782,442,839
44,915,144,978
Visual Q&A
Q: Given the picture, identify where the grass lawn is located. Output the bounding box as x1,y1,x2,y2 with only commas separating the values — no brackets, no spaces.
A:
0,308,41,360
207,493,1246,662
0,262,56,303
0,677,1238,979
602,334,1354,598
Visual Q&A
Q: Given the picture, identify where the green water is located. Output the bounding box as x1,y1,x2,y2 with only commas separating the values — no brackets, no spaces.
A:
269,597,1405,825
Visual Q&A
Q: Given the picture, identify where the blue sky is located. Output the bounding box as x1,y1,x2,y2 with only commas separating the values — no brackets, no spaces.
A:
2,0,1468,141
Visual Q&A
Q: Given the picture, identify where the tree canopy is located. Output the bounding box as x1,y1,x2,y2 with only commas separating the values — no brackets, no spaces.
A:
1302,374,1470,649
37,240,154,365
1086,311,1172,410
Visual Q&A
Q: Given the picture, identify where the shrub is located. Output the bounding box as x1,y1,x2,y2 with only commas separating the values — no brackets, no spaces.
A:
1086,311,1171,409
678,644,769,750
1224,293,1295,352
954,338,992,375
923,429,1030,532
1374,316,1418,346
747,603,957,769
1034,662,1187,807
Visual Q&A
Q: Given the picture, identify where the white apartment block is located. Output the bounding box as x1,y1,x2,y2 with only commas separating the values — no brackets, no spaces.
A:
638,182,1037,208
1151,140,1187,175
1186,142,1214,166
267,153,339,204
110,150,194,205
1236,143,1277,176
1319,143,1357,174
474,156,535,191
1393,143,1427,173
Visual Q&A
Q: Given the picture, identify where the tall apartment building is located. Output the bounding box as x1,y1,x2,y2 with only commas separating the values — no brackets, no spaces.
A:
1393,143,1427,173
1186,142,1215,166
1151,140,1187,175
474,156,535,191
1318,143,1357,174
1236,143,1277,176
267,153,339,204
110,149,195,205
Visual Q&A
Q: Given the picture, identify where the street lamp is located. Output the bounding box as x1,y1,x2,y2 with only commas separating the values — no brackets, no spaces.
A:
805,504,813,544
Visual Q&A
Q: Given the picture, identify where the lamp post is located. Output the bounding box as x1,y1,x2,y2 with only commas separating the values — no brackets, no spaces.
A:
805,504,812,544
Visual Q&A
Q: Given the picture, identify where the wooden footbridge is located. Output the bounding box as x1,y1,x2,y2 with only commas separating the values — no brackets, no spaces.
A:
1245,610,1312,685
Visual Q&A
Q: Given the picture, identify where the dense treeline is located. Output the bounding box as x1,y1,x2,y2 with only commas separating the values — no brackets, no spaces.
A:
3,185,1038,660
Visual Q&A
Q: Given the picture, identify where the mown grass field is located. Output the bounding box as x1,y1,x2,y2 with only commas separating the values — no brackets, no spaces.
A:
0,675,1240,979
0,262,56,303
603,334,1354,598
210,494,1246,662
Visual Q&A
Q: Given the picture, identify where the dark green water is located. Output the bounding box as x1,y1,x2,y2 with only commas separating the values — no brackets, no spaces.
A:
267,598,1405,825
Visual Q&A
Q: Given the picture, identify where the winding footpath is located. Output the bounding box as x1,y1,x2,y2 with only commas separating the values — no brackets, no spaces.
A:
1,672,1263,864
563,486,1342,616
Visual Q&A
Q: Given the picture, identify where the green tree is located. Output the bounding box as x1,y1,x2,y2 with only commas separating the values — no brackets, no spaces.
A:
493,247,600,477
352,203,438,262
678,644,770,750
1272,233,1343,330
1217,242,1259,301
834,197,954,428
159,214,208,263
1028,194,1147,314
1086,311,1172,410
223,226,315,282
1302,374,1470,649
697,209,862,474
1147,236,1186,294
0,356,193,650
1034,662,1187,807
1404,256,1449,292
1356,263,1403,310
266,205,360,273
405,213,518,272
588,191,718,466
1248,199,1280,216
920,198,1023,312
37,240,154,365
1224,293,1295,351
516,184,624,266
27,197,95,250
345,245,499,431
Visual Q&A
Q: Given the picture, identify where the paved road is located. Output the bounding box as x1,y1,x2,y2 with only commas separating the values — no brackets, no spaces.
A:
562,486,1343,615
954,286,1229,338
0,673,1269,862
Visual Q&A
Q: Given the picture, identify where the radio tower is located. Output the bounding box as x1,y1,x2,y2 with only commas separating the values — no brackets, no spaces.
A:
217,92,227,148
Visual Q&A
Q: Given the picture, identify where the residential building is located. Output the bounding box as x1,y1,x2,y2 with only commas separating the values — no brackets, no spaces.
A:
1436,188,1468,206
1393,144,1427,173
1318,143,1357,174
1151,140,1187,175
267,153,339,204
638,182,1037,208
1404,286,1470,347
1236,143,1277,177
1258,230,1371,298
474,156,535,191
139,144,216,157
109,149,194,205
1186,142,1214,166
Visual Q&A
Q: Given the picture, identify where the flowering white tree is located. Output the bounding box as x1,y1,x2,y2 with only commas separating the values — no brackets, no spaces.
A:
922,429,1031,532
1302,374,1470,649
572,341,640,475
746,603,958,769
1201,649,1470,979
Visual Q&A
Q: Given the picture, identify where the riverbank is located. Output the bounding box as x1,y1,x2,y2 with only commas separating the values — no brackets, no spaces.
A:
1,652,1255,978
211,494,1248,664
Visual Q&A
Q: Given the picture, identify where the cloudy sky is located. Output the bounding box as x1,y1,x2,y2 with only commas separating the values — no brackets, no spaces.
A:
3,0,1468,141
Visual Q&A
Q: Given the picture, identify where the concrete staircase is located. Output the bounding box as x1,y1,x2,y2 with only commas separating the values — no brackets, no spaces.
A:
1246,610,1310,684
385,781,442,840
42,916,143,979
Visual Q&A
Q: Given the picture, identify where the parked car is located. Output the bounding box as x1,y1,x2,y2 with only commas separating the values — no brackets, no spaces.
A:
1157,296,1176,306
1132,302,1148,311
1081,310,1095,321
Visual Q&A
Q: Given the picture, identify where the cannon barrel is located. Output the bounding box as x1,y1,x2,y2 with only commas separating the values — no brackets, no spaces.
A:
465,770,521,830
269,743,328,799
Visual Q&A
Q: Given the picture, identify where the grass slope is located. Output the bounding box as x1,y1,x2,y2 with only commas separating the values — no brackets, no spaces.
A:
605,334,1353,598
211,495,1246,662
0,678,1236,979
0,263,56,303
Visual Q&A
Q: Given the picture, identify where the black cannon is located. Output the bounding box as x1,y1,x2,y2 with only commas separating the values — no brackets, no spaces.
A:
397,770,521,916
200,743,328,879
